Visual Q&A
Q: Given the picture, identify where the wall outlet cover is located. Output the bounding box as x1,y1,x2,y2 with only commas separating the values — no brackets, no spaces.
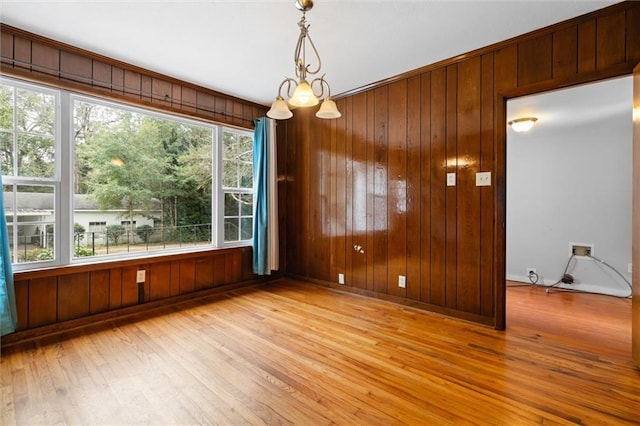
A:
136,270,146,283
338,273,345,284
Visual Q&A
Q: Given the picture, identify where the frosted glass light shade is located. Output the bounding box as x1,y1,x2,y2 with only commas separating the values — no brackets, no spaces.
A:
267,97,293,120
315,98,341,119
508,117,537,132
289,81,319,107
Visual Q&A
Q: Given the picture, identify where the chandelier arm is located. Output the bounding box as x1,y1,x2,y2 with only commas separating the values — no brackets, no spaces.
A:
294,15,308,80
303,31,322,76
278,78,299,99
309,75,331,98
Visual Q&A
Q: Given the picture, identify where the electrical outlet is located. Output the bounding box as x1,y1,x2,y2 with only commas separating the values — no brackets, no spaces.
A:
447,172,456,186
629,263,633,274
571,243,593,257
136,270,146,283
398,275,406,288
526,268,536,277
338,273,345,284
476,172,491,186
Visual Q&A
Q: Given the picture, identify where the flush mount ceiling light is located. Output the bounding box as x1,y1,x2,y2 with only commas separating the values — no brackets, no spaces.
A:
267,0,341,120
508,117,538,132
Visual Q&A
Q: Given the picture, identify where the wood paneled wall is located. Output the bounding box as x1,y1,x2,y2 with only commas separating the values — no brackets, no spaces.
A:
0,24,267,128
280,1,640,327
10,247,255,336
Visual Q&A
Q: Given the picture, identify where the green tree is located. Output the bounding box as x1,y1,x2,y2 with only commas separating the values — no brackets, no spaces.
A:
74,223,85,244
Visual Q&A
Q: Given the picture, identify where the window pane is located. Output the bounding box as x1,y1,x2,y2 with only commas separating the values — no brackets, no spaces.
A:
240,193,253,216
17,134,55,178
240,217,253,240
16,88,55,135
224,192,239,216
73,98,214,259
224,217,239,241
239,162,253,188
0,85,14,130
239,135,253,162
3,184,13,222
0,131,13,175
223,160,238,188
223,131,237,160
11,185,55,264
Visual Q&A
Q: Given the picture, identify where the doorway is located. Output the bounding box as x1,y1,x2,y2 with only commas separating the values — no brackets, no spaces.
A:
505,76,633,299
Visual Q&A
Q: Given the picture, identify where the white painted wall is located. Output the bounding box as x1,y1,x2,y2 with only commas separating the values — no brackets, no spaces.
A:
507,77,633,297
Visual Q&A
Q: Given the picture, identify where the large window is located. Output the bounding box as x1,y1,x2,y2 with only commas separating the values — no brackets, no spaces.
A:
1,77,254,270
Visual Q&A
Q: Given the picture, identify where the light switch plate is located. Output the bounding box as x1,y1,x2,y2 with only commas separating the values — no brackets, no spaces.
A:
136,270,146,283
476,172,491,186
447,172,456,186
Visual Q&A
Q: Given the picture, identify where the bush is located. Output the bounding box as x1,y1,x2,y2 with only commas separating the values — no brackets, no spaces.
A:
74,246,94,257
106,224,125,244
136,224,154,243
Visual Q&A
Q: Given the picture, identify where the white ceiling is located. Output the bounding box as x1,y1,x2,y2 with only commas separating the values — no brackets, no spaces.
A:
0,1,619,106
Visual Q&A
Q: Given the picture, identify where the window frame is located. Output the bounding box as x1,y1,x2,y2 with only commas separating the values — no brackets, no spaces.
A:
216,126,255,247
1,76,254,272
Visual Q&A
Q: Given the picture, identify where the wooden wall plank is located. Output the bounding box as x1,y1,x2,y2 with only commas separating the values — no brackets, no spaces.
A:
13,36,30,68
58,272,90,322
578,20,597,74
180,258,196,294
109,267,122,309
518,34,553,86
406,75,422,302
445,64,458,310
343,98,354,287
372,86,389,294
31,41,58,77
456,57,482,314
418,72,432,303
335,103,346,285
28,277,57,328
121,267,140,307
351,93,367,289
480,53,495,318
387,79,407,298
596,12,626,69
626,7,640,62
89,270,110,314
149,262,171,301
213,255,225,286
13,279,28,331
60,51,92,83
0,32,14,63
365,91,375,292
195,256,214,290
170,260,181,296
92,61,112,90
553,26,578,79
429,67,447,307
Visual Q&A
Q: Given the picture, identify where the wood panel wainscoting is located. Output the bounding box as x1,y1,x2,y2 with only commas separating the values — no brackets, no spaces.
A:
279,1,640,328
2,247,264,346
1,279,638,425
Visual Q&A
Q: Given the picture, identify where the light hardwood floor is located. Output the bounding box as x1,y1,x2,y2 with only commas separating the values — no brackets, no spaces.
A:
1,279,638,425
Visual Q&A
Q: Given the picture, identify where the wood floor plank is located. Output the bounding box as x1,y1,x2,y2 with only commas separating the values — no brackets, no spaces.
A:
1,278,638,425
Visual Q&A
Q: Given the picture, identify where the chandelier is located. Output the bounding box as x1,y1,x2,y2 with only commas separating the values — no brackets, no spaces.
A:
267,0,341,120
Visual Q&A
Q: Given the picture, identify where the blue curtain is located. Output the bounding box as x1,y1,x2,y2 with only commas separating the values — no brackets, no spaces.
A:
253,117,269,275
253,117,279,275
0,172,17,336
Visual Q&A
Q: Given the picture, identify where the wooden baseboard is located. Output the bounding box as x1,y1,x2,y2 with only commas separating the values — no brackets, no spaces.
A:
285,273,495,327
